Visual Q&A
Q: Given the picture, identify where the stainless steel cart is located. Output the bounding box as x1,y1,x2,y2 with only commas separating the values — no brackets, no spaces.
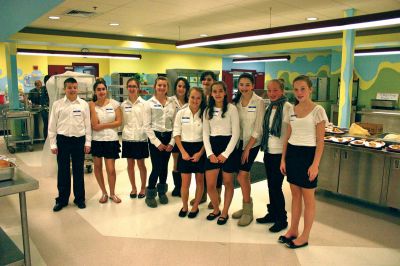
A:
2,109,34,153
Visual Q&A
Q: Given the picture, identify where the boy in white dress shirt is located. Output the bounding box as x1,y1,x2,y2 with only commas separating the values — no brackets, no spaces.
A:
48,77,91,212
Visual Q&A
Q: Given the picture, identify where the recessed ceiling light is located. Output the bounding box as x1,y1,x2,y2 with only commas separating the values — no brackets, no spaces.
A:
306,17,318,21
199,34,208,37
109,23,119,26
48,16,60,20
136,34,144,37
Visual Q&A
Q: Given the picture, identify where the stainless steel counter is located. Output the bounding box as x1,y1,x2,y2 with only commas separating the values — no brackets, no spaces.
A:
357,109,400,133
319,142,400,209
0,169,39,266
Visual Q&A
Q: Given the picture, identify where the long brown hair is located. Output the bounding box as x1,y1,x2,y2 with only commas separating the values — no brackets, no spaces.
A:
292,75,312,105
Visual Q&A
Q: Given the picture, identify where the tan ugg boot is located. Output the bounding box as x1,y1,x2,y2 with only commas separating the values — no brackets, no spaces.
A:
238,198,253,226
232,208,243,219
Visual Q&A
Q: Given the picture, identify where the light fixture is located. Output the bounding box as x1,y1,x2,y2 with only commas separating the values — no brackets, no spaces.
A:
355,47,400,56
176,10,400,48
17,48,142,60
306,17,318,21
136,34,144,37
229,54,248,58
233,55,290,63
48,16,60,20
109,23,119,26
199,34,208,37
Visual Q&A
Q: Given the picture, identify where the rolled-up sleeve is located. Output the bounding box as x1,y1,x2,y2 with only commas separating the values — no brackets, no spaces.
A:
221,105,240,158
203,110,213,157
251,98,265,140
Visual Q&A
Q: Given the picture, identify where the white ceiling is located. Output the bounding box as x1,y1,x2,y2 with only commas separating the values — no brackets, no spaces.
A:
28,0,400,41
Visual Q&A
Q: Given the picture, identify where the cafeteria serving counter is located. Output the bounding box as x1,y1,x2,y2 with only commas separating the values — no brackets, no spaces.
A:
319,141,400,209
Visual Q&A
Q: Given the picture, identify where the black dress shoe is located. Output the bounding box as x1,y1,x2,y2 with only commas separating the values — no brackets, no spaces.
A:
217,215,229,225
206,211,221,221
256,214,275,224
286,240,308,249
53,203,67,212
75,202,86,209
269,222,288,233
188,209,199,219
171,188,181,197
130,193,137,198
278,235,297,244
178,208,188,217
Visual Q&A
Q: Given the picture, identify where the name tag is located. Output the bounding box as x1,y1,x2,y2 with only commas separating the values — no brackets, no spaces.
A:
289,114,297,122
152,104,162,110
248,106,256,112
124,106,132,112
106,108,114,113
72,109,81,116
181,116,190,123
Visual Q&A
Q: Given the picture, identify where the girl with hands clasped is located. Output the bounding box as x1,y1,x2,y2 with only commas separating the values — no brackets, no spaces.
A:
203,81,240,225
173,87,207,218
144,76,176,208
121,78,148,199
89,79,122,204
279,75,328,249
231,73,265,226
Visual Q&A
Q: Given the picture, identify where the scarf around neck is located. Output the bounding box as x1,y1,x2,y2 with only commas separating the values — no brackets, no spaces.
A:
260,96,288,152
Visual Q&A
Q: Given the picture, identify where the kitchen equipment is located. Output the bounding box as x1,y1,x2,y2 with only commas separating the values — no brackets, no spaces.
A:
0,165,15,181
371,99,397,109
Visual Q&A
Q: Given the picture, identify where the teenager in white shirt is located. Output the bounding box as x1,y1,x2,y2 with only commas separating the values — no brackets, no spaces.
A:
171,77,189,197
231,73,265,226
89,79,122,204
279,75,328,249
173,87,207,218
48,77,91,212
203,81,240,225
257,79,291,233
121,78,148,199
144,76,176,208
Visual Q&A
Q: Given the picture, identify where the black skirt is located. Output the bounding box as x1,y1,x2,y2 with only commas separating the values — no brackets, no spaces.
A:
286,143,317,188
204,136,238,173
177,141,206,173
91,140,121,159
236,141,260,172
121,141,149,159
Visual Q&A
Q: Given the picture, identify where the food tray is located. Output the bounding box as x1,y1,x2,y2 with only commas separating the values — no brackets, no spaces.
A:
0,166,15,181
386,145,400,153
364,141,386,150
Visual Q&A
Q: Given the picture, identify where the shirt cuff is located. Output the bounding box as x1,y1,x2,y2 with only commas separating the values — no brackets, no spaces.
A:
85,141,91,147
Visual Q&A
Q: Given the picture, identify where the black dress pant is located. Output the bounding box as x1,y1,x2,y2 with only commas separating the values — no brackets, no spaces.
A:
148,131,172,189
264,152,287,223
41,110,48,139
56,135,85,205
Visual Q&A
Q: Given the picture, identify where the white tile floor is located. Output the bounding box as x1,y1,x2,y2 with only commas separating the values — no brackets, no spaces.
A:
1,142,400,265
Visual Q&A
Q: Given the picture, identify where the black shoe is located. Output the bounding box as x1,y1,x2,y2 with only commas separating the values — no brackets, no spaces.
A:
256,214,275,224
75,202,86,209
217,215,229,225
53,203,67,212
269,222,288,233
278,235,296,244
130,193,137,198
171,187,181,197
178,208,188,217
286,240,308,249
188,209,199,219
206,211,221,221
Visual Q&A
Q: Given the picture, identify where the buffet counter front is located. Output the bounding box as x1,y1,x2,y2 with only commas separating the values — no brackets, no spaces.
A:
319,139,400,209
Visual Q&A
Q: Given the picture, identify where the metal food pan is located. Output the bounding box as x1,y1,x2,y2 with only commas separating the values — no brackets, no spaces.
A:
0,166,15,181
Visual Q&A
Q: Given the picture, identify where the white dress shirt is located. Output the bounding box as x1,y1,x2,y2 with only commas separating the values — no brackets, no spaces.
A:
172,95,188,110
121,96,147,141
236,92,265,149
92,99,120,141
173,106,203,142
203,103,240,158
144,96,176,147
48,96,91,149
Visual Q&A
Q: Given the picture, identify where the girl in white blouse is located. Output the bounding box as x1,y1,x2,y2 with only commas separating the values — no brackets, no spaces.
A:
231,73,265,227
143,76,176,208
203,81,240,225
171,77,189,197
279,75,328,249
121,78,148,199
89,79,122,204
173,87,207,218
